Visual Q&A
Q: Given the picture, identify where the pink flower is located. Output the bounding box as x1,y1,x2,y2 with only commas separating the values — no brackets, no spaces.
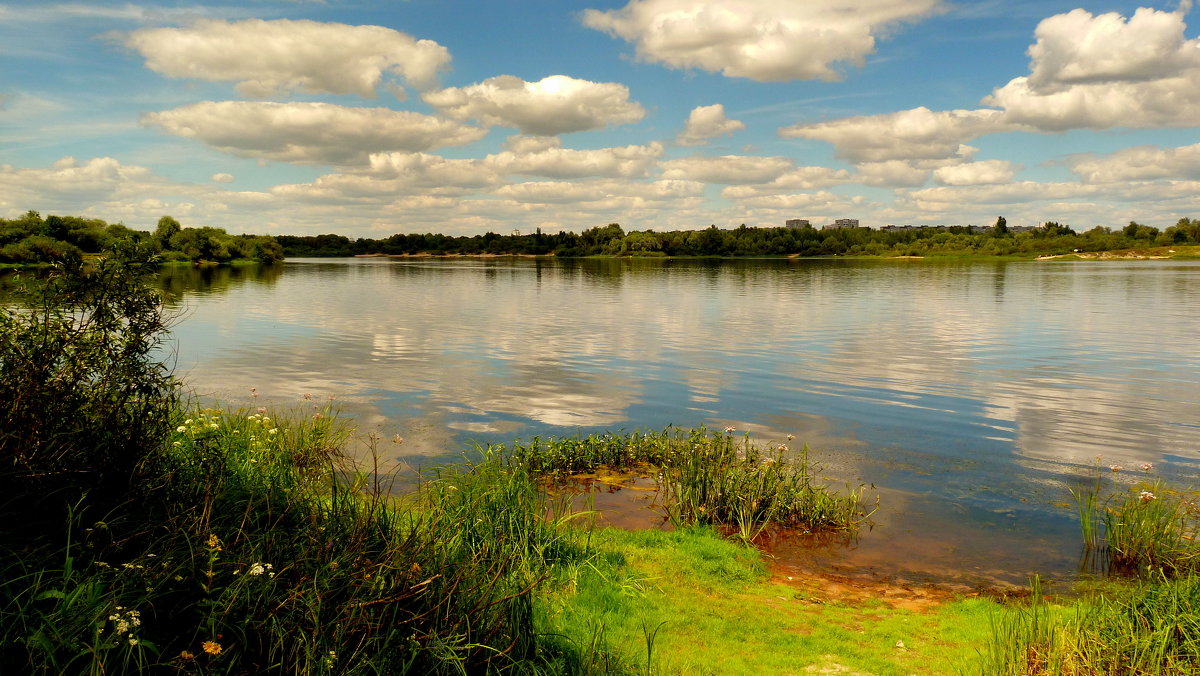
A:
1139,491,1156,503
1110,465,1123,472
723,426,736,434
1141,463,1154,472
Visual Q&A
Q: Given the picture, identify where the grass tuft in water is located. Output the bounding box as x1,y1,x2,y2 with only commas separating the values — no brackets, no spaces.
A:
1073,472,1200,576
498,427,873,541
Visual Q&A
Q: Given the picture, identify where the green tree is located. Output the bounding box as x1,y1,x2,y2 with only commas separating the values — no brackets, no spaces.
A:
153,215,182,250
992,216,1008,236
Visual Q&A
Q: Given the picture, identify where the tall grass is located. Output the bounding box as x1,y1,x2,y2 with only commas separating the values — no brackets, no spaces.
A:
2,402,620,673
500,427,872,542
983,472,1200,675
1073,473,1200,575
0,248,620,673
983,574,1200,675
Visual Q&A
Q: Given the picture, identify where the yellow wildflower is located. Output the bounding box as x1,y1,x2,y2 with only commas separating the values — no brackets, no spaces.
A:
205,534,222,552
202,640,223,655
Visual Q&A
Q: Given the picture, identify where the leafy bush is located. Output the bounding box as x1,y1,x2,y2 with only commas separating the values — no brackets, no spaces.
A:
0,242,176,553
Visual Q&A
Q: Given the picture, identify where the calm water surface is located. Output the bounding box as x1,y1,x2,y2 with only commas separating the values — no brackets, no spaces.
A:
161,257,1200,586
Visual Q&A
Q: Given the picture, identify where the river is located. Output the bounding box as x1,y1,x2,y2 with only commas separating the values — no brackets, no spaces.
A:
159,256,1200,587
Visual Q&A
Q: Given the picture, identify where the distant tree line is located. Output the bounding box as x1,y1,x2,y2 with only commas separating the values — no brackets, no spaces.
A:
279,218,1200,259
0,211,284,265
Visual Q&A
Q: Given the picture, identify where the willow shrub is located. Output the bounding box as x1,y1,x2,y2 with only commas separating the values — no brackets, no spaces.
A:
0,241,176,558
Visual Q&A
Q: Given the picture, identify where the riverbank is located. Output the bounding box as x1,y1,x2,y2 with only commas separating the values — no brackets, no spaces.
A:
343,245,1200,262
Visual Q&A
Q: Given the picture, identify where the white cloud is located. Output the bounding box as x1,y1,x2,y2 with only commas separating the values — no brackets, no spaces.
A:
906,181,1101,208
142,102,486,165
494,179,704,204
659,155,793,184
269,153,502,204
124,19,451,98
211,172,235,183
933,160,1018,186
676,104,745,146
1025,7,1199,93
423,75,645,136
582,0,942,82
781,107,1012,163
1067,143,1200,183
486,137,663,178
720,166,853,199
984,6,1200,130
728,190,849,210
0,156,153,206
851,160,935,188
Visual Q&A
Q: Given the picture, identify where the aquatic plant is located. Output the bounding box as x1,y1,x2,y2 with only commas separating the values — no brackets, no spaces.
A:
500,427,872,541
1073,473,1200,576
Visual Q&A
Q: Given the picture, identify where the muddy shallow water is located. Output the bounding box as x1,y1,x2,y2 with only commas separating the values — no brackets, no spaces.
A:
139,257,1200,585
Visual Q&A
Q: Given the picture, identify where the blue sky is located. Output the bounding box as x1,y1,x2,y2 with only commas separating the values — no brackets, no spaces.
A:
2,0,1199,236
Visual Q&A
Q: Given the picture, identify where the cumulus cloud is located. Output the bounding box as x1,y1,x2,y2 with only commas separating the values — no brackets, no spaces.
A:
142,101,486,165
659,155,793,184
1067,143,1200,183
727,189,849,210
0,156,153,205
780,107,1012,163
124,19,450,98
1025,7,1200,93
676,104,745,145
269,152,502,204
984,6,1200,130
720,166,854,199
582,0,942,82
933,160,1018,186
494,179,704,204
423,75,645,136
211,172,235,183
486,137,663,178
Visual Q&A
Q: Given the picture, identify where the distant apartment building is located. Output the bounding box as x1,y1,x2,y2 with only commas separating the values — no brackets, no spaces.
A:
822,218,861,230
785,219,810,228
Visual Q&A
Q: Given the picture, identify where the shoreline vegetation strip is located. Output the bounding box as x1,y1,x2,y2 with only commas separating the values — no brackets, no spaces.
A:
4,209,1200,267
3,246,1200,674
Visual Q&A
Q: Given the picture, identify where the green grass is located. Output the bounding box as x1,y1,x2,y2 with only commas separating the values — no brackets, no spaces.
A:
982,575,1200,675
0,404,609,674
538,526,996,675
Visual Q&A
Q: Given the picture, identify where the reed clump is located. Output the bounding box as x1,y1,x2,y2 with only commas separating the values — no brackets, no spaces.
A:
1073,472,1200,576
500,428,873,541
